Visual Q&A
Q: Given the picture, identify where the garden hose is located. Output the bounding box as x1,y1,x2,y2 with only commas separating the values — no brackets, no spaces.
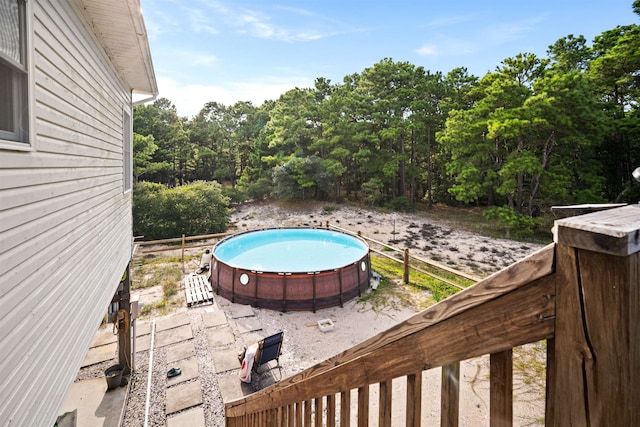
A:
113,309,132,371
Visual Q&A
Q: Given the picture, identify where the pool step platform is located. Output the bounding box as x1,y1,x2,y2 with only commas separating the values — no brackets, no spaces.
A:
185,274,214,307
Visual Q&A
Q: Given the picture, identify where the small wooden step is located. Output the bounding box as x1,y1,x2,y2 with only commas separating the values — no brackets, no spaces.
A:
184,274,213,307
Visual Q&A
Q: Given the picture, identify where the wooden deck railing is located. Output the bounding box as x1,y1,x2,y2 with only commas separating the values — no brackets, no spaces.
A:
224,204,639,426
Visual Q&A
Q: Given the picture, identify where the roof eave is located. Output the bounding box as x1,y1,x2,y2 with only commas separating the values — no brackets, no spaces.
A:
80,0,158,97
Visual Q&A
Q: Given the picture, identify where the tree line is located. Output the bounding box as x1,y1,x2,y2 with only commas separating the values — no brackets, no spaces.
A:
133,7,640,223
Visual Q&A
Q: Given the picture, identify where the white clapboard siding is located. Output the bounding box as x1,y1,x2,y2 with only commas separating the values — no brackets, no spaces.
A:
0,0,142,425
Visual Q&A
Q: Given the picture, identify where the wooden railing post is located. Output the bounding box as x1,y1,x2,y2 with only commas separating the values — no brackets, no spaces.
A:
304,399,312,425
490,349,513,427
552,204,639,426
544,338,556,426
295,401,303,426
406,373,422,427
340,390,351,427
315,397,323,426
358,385,369,427
327,394,336,427
287,404,295,427
379,380,392,427
441,362,459,427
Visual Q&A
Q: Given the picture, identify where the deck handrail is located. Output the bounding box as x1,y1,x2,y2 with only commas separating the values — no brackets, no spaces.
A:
224,204,640,426
225,244,555,418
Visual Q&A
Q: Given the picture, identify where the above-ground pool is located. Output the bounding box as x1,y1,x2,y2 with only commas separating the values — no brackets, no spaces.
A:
210,227,371,311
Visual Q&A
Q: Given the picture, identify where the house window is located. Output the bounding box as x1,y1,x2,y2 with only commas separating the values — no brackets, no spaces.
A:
123,108,132,192
0,0,29,143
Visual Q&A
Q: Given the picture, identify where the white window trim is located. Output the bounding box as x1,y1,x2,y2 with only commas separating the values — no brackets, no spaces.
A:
0,0,35,152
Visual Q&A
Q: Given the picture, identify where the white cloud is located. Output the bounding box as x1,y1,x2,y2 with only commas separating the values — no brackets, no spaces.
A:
426,14,476,29
416,36,476,57
237,11,327,41
155,76,315,118
194,0,229,15
416,44,439,56
187,7,219,35
482,17,543,44
142,6,181,40
274,5,317,17
239,13,280,38
149,1,323,41
174,1,337,42
155,49,217,70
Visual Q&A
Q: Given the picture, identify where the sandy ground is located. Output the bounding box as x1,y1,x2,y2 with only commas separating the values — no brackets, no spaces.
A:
131,201,548,425
228,201,544,279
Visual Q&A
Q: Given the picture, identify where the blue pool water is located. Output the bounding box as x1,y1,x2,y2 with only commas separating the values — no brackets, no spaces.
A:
213,228,369,272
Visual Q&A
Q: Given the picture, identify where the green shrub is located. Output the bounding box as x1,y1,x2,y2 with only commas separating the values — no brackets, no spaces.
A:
222,186,247,205
362,178,385,207
389,196,411,212
321,205,337,214
483,206,537,239
244,177,273,201
133,181,231,239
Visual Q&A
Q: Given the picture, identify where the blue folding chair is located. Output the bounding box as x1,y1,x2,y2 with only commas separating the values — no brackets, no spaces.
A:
253,331,284,374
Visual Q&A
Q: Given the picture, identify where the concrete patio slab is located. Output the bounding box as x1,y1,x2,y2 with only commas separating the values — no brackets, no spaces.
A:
203,298,221,311
81,342,117,367
234,317,262,334
90,329,117,348
212,348,242,373
58,377,127,427
156,313,191,332
217,375,254,403
239,332,265,348
135,333,151,353
166,357,199,387
166,380,203,415
166,406,205,427
202,310,227,328
155,324,193,348
135,321,152,336
167,340,196,363
206,326,236,348
229,304,254,319
216,296,231,307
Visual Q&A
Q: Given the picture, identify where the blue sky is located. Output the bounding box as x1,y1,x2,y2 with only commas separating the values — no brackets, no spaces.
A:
140,0,638,118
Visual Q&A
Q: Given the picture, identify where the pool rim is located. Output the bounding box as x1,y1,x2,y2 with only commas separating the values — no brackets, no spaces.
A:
211,226,370,274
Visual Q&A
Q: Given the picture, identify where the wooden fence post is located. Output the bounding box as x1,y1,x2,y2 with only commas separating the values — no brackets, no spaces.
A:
552,204,639,426
181,234,185,266
403,248,410,284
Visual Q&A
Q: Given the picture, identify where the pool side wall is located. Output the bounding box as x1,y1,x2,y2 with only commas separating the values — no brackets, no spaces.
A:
210,252,371,312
